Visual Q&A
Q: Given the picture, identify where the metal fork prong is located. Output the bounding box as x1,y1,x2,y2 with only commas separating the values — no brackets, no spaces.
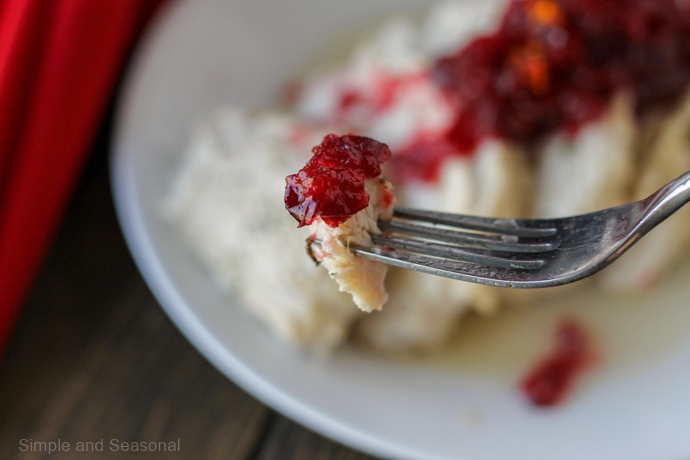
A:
350,244,522,287
393,206,557,238
368,235,544,270
377,220,559,253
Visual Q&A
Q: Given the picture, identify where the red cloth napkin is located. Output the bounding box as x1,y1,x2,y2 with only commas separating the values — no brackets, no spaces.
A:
0,0,168,356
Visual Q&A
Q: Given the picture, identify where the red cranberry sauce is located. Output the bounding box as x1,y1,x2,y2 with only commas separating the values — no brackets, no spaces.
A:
335,71,429,121
520,320,592,407
284,134,392,228
392,0,690,182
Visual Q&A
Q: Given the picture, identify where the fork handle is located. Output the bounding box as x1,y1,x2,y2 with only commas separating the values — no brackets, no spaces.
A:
638,171,690,234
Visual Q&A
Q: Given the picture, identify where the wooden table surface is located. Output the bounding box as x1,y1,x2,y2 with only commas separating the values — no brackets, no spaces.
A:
0,118,380,460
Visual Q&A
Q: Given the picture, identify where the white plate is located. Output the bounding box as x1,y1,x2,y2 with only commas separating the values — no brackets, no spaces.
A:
111,1,690,459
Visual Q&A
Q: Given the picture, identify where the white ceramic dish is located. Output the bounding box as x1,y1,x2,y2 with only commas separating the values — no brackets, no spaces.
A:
111,0,690,459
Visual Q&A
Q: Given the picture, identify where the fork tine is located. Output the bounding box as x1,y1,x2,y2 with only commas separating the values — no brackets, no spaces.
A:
378,220,559,253
350,244,524,287
369,234,544,269
393,206,557,238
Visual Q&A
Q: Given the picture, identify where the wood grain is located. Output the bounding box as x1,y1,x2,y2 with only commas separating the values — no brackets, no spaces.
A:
0,129,380,459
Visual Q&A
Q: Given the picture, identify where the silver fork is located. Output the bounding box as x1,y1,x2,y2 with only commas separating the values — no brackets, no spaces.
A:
348,171,690,288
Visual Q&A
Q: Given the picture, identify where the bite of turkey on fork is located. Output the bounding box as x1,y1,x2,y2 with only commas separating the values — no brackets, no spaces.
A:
308,176,395,313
